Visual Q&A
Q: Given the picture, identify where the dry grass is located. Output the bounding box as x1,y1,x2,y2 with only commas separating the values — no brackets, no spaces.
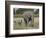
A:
13,16,39,30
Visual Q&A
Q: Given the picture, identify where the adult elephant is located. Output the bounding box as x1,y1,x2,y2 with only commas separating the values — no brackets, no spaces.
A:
24,15,32,26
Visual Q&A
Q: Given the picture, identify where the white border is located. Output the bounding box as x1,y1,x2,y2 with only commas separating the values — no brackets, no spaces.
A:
10,5,43,35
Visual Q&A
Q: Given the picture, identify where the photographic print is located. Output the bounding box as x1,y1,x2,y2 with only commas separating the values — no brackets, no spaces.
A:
13,8,39,30
5,1,45,37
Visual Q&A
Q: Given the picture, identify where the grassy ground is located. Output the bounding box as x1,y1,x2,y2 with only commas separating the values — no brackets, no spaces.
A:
34,17,39,28
13,16,39,30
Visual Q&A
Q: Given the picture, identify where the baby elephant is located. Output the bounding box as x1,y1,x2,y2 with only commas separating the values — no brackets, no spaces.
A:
18,20,22,26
